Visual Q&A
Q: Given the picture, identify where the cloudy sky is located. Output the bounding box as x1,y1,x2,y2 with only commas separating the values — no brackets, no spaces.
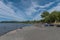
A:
0,0,60,21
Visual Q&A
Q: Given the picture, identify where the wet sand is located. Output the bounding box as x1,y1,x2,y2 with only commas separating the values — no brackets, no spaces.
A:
0,26,60,40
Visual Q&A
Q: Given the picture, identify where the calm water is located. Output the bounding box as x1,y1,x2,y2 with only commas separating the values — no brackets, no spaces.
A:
0,23,32,36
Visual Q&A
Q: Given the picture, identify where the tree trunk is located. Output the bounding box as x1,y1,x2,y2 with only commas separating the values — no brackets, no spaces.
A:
55,20,57,24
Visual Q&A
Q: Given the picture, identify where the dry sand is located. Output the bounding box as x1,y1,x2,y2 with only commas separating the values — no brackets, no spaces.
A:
0,26,60,40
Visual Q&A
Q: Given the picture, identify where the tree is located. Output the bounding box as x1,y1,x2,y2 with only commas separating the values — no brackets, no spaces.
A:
41,11,49,18
41,11,50,23
51,11,60,23
41,11,60,23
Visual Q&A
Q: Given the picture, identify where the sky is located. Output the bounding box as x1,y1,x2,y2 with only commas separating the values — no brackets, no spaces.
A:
0,0,60,21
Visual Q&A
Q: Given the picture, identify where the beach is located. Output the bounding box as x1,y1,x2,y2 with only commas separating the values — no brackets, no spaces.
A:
0,25,60,40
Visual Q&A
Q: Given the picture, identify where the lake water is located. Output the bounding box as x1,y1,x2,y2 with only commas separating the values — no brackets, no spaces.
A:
0,23,32,36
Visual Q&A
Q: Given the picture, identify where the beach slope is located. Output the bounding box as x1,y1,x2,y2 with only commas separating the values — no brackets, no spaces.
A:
0,26,60,40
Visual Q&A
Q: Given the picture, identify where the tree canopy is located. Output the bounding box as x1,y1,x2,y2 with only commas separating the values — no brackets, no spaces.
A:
41,11,49,18
41,11,60,23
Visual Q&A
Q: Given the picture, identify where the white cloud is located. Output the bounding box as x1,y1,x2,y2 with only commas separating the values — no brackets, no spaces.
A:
32,13,41,20
25,1,55,16
0,1,25,21
39,2,55,8
32,2,38,7
0,0,59,21
6,2,13,7
48,3,60,13
25,1,54,20
32,1,55,8
25,6,36,16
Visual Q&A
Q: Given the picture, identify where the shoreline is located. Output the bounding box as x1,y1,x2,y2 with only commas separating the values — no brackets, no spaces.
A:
0,25,60,40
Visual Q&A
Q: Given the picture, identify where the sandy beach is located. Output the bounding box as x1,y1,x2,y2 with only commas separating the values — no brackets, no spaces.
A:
0,25,60,40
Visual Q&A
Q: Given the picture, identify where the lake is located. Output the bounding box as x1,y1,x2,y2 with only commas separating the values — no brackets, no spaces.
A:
0,23,32,36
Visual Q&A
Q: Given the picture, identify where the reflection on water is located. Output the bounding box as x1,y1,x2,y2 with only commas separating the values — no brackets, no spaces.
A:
0,23,32,36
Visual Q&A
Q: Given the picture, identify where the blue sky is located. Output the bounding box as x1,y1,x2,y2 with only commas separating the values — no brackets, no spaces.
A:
0,0,60,21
